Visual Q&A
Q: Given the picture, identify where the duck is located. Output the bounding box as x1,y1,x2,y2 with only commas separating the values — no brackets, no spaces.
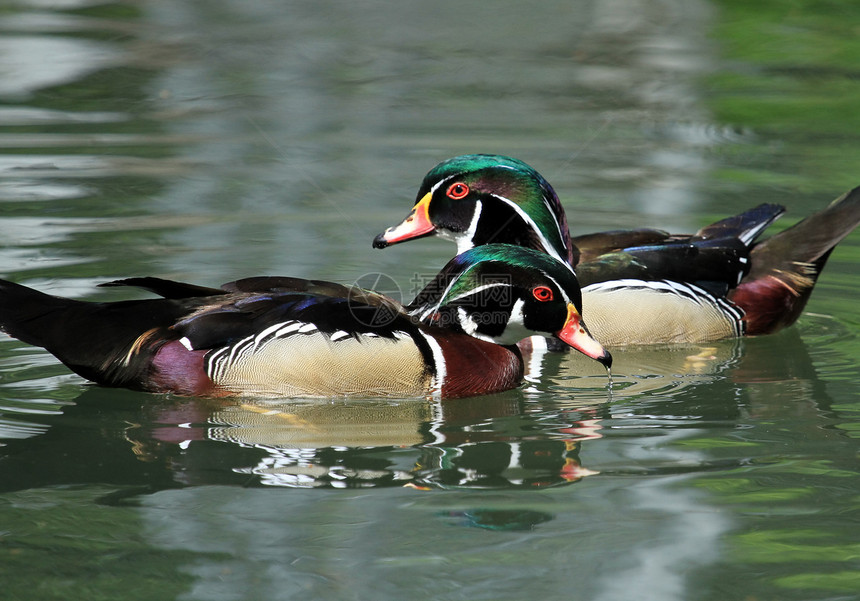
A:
0,245,611,400
373,154,860,345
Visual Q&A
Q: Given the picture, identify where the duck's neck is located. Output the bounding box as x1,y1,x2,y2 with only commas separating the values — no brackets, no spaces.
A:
430,330,524,398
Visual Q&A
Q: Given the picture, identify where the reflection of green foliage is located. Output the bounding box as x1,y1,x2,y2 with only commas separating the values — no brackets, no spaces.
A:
693,452,860,593
0,488,214,601
675,437,757,449
707,0,860,191
774,570,860,593
715,0,860,66
695,477,810,503
834,421,860,437
708,67,860,138
733,530,860,563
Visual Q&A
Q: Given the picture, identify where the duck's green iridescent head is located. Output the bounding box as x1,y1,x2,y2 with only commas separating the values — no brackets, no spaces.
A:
373,154,574,265
409,244,610,367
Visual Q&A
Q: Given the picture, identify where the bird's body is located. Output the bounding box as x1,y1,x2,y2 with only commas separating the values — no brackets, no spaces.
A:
0,246,610,399
375,154,860,345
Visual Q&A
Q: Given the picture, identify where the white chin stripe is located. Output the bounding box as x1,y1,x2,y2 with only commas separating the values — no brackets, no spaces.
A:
459,201,483,254
495,298,532,345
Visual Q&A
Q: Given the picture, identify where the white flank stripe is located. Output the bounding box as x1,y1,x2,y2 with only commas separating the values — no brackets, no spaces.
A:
298,322,317,334
330,330,350,341
254,321,290,345
206,347,230,381
179,336,193,351
231,338,257,366
585,278,709,301
417,331,446,399
226,335,254,367
275,321,301,337
583,278,746,332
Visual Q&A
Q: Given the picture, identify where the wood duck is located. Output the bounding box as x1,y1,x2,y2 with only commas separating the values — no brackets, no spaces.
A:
374,154,860,345
0,245,610,399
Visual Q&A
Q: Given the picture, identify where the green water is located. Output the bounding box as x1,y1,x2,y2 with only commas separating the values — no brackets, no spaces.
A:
1,1,859,600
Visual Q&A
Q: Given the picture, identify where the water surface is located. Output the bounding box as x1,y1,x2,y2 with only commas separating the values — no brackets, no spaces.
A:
2,1,860,600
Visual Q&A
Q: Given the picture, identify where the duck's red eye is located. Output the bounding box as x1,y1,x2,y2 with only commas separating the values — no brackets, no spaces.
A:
532,286,554,302
446,182,470,200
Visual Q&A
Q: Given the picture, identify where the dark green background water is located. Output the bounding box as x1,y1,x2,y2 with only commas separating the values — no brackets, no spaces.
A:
1,1,859,600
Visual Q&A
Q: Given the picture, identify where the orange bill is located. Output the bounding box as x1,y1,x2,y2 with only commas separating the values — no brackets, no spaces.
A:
372,192,435,248
556,303,612,369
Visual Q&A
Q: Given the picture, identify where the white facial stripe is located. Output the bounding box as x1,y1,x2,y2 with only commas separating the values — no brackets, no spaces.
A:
444,281,509,305
491,193,569,266
539,271,572,305
416,260,483,321
433,172,571,271
431,174,482,254
430,175,454,195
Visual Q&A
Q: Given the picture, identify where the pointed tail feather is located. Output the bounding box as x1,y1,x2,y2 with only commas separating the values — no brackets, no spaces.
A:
0,279,187,387
694,203,785,246
99,277,225,299
730,186,860,334
0,280,77,349
576,205,788,293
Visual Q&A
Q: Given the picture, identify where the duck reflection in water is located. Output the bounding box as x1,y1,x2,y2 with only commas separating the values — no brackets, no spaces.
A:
123,323,840,493
137,393,601,491
0,321,838,504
